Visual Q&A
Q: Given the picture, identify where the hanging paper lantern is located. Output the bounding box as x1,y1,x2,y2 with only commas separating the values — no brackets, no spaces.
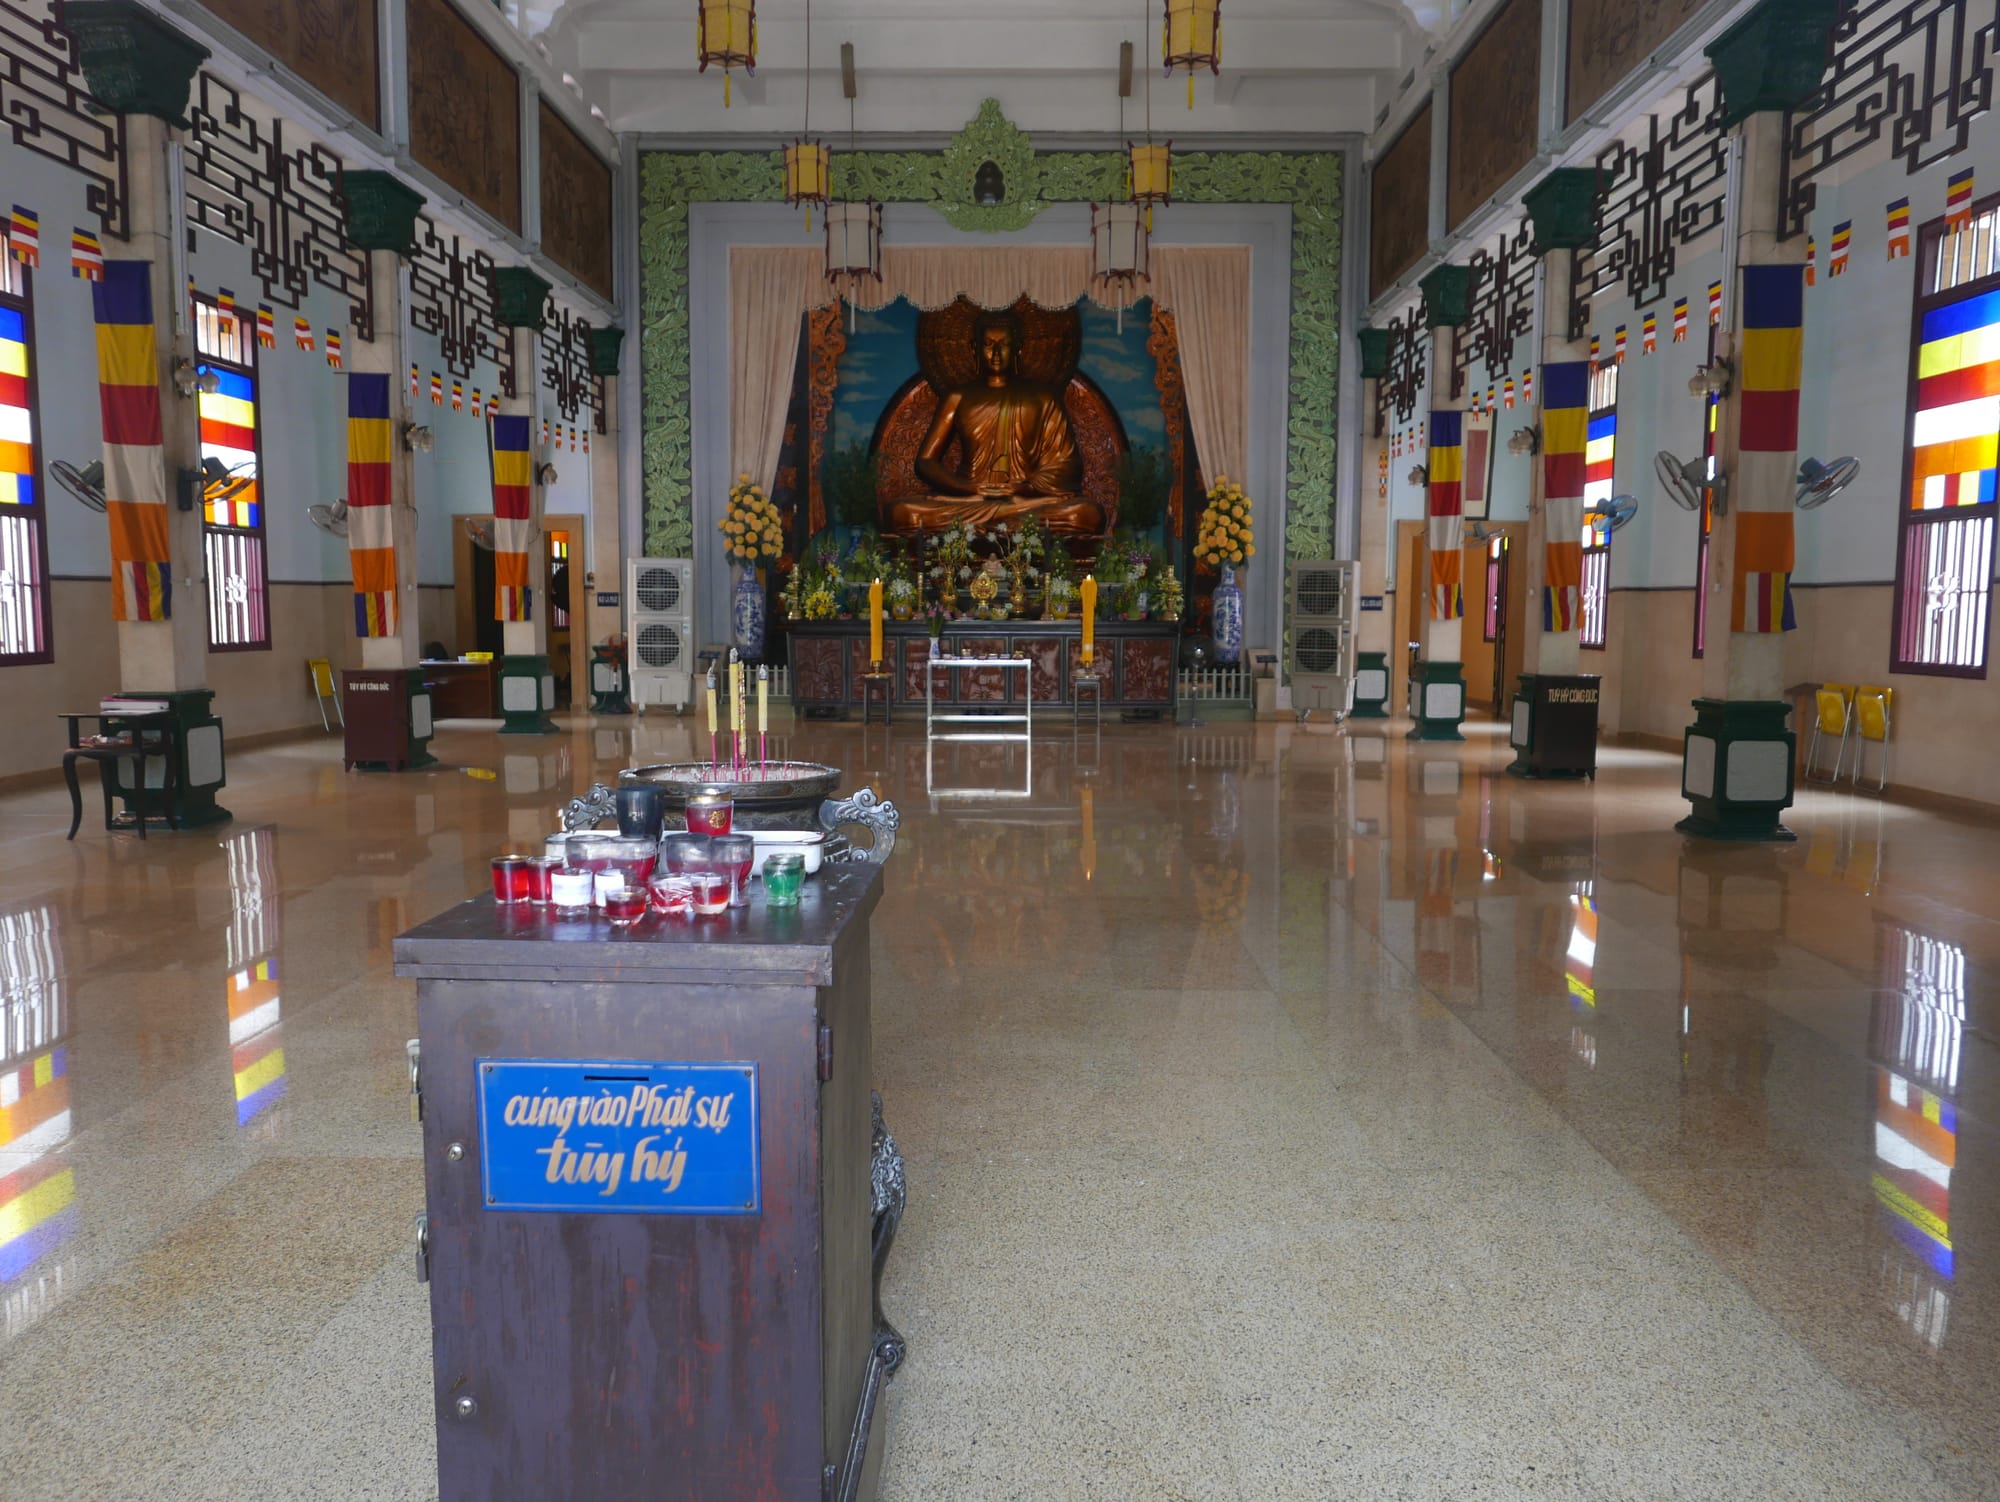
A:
1090,202,1150,332
1163,0,1221,108
825,199,883,308
784,140,831,230
697,0,757,107
1128,141,1173,229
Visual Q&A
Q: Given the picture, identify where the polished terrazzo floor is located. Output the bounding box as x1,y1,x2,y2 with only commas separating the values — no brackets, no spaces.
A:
0,710,1994,1499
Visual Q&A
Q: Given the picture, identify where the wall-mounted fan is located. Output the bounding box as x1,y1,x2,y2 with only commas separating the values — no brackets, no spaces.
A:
307,499,349,537
1795,455,1858,510
1655,451,1725,514
1586,494,1640,533
465,517,544,551
51,459,107,512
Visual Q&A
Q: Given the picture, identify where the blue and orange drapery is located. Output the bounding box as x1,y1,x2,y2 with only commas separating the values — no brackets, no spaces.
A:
346,372,397,637
1733,264,1802,634
491,415,534,621
91,261,170,621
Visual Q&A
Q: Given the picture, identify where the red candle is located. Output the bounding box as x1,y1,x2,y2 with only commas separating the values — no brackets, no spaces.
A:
491,856,530,903
686,794,734,836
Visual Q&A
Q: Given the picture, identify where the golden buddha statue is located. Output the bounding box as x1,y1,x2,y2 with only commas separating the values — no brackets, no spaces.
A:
884,311,1106,538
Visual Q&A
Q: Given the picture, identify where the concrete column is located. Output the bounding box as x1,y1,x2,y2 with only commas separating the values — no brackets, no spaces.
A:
1412,264,1471,739
352,249,424,671
1674,1,1843,838
109,114,206,695
1351,329,1392,718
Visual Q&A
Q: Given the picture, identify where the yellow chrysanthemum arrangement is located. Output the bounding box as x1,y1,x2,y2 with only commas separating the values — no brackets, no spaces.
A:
718,474,783,563
1196,476,1255,569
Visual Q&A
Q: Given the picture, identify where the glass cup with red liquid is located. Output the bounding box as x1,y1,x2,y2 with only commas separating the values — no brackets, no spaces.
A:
565,834,658,904
711,834,756,908
685,794,734,837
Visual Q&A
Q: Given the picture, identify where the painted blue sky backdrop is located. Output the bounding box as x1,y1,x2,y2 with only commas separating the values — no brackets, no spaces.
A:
828,296,1168,459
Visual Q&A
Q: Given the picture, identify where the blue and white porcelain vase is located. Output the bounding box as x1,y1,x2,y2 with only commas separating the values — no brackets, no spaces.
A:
731,561,767,660
1212,564,1244,665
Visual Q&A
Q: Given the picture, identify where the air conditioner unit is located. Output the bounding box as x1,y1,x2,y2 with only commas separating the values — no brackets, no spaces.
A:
1288,560,1358,722
626,557,695,713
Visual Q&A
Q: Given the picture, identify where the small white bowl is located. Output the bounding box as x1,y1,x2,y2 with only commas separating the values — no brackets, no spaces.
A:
751,829,824,875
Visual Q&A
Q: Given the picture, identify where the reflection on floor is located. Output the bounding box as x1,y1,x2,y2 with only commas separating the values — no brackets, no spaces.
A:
0,712,1994,1498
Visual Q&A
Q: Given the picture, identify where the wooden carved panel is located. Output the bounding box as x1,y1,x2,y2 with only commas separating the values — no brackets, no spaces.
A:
1447,0,1541,230
197,0,379,127
791,636,844,705
538,99,613,298
1370,103,1431,299
406,0,521,233
1567,0,1705,126
1120,638,1174,704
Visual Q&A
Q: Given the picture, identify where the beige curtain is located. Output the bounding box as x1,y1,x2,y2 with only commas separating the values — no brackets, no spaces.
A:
729,245,824,491
853,246,1148,311
1151,246,1249,489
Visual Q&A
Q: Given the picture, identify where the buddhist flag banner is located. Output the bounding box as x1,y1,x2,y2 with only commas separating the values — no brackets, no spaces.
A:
1503,375,1515,409
8,207,39,268
69,228,102,281
583,429,590,455
541,417,551,449
1425,406,1464,621
255,304,276,348
1522,368,1533,406
1910,283,2000,511
0,304,35,506
491,415,534,622
1642,313,1658,354
346,373,397,637
1830,221,1852,276
409,363,420,399
1540,360,1589,633
1945,168,1974,234
1888,197,1912,259
430,372,442,405
451,380,463,412
1673,297,1689,341
1590,334,1601,363
92,262,170,621
1731,263,1804,634
486,392,499,417
325,331,342,370
1806,236,1816,286
1708,279,1724,325
1613,325,1627,364
218,287,236,320
293,318,313,351
470,387,482,418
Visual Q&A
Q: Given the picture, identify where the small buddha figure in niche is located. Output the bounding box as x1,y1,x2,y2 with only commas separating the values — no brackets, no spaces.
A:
883,310,1106,538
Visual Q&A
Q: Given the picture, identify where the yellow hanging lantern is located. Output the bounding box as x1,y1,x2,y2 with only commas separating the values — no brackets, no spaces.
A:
1162,0,1221,109
784,140,831,230
1128,140,1173,228
697,0,757,107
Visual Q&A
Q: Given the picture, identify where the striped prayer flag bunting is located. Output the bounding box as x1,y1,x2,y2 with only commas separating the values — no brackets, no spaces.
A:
68,227,102,281
1830,220,1851,276
1945,168,1974,234
255,304,276,348
1642,313,1657,354
451,380,463,412
1425,406,1464,622
1708,279,1724,325
1590,333,1601,363
1806,236,1816,287
1503,374,1515,409
1613,325,1627,364
294,317,313,351
1540,360,1590,634
0,305,34,506
324,331,342,369
1672,297,1688,342
1887,197,1912,259
409,363,419,399
8,207,39,268
430,372,442,406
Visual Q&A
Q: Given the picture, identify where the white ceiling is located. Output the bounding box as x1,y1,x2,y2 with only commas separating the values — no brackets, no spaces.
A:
520,0,1448,140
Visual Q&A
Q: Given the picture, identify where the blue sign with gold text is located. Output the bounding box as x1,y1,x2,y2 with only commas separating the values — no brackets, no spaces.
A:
477,1058,761,1215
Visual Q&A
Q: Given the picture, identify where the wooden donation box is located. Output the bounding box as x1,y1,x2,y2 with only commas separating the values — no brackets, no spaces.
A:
1509,673,1601,779
394,863,903,1502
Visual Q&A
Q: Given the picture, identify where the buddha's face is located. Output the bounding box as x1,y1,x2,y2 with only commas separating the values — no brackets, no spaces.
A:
979,324,1017,377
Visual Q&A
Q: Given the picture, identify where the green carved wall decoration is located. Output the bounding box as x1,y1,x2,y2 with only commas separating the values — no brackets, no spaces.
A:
638,101,1342,566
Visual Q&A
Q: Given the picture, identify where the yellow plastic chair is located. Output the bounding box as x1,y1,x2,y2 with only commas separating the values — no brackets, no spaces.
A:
1804,682,1854,784
1851,685,1892,792
307,657,343,732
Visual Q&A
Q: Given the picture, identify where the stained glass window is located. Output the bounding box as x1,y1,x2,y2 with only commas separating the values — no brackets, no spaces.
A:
194,297,268,650
1896,200,2000,675
0,235,48,665
1580,365,1616,650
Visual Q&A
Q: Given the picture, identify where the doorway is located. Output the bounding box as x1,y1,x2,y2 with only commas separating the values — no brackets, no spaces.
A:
452,512,590,709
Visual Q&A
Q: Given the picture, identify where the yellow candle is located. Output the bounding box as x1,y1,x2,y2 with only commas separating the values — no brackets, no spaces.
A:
757,665,769,734
1081,574,1097,665
869,577,884,666
706,673,718,734
730,660,743,732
